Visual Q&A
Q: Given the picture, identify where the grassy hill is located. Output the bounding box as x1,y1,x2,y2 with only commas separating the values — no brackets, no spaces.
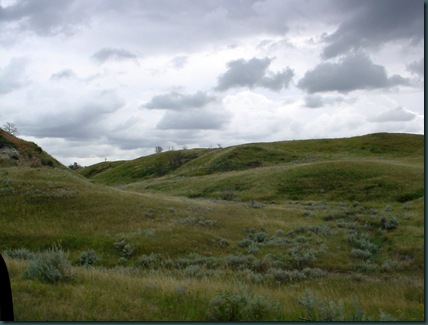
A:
1,132,424,321
79,133,423,185
80,133,423,204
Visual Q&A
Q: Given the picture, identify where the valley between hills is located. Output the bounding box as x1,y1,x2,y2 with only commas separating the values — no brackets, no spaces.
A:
0,129,424,320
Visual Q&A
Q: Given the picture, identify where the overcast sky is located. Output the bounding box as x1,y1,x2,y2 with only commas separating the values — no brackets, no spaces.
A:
0,0,424,166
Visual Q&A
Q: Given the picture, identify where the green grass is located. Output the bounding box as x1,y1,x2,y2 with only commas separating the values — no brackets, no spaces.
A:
0,132,424,320
124,159,423,203
79,133,424,185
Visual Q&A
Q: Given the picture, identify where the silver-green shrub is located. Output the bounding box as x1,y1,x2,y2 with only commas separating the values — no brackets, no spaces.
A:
79,249,98,266
4,248,35,260
380,217,398,231
23,246,72,284
137,253,162,269
206,290,274,321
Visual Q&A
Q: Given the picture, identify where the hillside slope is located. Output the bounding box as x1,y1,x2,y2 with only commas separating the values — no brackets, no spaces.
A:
0,131,424,320
79,133,424,204
79,133,423,185
0,129,63,168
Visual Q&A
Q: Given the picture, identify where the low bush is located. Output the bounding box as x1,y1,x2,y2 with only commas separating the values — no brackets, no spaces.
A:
299,289,368,321
350,248,372,260
346,231,379,254
23,246,72,284
4,248,35,260
144,208,155,218
137,253,162,269
175,253,221,269
224,254,255,270
113,238,135,258
380,217,399,231
79,249,98,266
183,265,206,278
288,247,317,269
267,268,306,284
206,290,275,321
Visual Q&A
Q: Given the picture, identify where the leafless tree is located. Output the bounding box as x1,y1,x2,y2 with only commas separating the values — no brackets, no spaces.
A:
155,146,163,153
2,122,18,135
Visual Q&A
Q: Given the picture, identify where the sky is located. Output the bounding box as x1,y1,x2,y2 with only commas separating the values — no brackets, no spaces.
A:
0,0,424,166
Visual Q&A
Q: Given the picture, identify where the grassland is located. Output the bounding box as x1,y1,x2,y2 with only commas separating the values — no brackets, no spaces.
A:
0,132,424,321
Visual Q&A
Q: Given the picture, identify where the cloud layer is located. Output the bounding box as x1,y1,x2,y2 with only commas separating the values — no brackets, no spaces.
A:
0,0,423,166
321,0,424,58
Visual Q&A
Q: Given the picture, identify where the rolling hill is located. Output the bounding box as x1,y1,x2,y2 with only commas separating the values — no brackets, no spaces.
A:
1,131,424,321
79,133,424,203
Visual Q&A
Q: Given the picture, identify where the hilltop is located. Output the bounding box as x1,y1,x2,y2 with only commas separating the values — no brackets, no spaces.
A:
79,133,424,203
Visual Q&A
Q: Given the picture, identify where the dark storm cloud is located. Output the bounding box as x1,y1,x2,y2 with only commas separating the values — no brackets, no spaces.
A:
50,69,77,80
0,57,29,95
91,48,138,64
143,91,217,110
322,0,424,59
297,52,411,94
406,58,424,77
0,0,90,36
368,106,417,123
156,110,228,130
215,57,294,91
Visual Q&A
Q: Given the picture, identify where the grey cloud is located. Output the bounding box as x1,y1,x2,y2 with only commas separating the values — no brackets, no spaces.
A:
304,94,351,108
368,106,417,123
322,0,424,59
0,57,29,95
215,57,293,91
19,90,124,140
157,110,228,130
304,95,324,108
298,52,411,94
143,91,216,110
91,48,138,64
386,75,411,87
406,58,424,77
50,69,77,80
0,0,91,36
170,56,188,69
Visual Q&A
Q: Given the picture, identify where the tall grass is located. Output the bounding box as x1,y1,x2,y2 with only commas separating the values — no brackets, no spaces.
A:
0,133,424,320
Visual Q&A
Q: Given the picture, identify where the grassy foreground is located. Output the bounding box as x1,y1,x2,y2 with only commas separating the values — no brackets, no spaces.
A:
0,133,424,320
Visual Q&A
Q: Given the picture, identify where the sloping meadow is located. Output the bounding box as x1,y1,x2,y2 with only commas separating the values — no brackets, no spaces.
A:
1,133,424,320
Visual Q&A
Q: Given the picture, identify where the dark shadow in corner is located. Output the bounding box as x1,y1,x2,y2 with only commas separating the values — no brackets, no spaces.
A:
0,253,14,321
